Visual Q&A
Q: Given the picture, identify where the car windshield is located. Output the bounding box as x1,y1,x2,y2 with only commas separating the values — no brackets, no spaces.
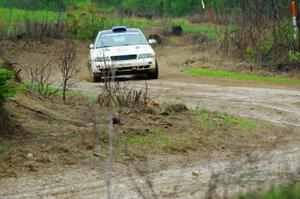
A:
96,32,146,48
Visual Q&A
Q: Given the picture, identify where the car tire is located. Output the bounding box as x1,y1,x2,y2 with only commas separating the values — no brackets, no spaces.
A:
148,60,159,79
91,73,102,82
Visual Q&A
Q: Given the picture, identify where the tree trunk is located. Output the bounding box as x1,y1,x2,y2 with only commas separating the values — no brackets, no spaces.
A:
62,81,67,103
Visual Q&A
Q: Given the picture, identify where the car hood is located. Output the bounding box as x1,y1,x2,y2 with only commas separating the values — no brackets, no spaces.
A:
90,45,155,59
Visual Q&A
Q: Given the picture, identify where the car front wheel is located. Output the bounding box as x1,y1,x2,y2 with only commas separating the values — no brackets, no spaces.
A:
91,73,102,82
148,60,159,79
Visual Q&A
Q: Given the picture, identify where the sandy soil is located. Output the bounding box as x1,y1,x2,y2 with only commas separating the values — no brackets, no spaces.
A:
1,37,300,198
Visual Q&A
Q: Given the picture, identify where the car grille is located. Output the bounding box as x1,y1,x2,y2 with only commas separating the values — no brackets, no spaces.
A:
111,54,137,61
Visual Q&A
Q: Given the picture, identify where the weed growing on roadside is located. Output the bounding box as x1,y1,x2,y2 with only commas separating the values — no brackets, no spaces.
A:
185,69,300,85
239,182,300,199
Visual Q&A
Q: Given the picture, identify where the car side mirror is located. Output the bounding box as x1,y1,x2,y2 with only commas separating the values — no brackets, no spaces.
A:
148,39,157,45
89,44,94,49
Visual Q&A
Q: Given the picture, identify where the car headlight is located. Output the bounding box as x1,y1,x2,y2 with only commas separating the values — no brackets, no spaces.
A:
138,53,154,59
94,57,110,62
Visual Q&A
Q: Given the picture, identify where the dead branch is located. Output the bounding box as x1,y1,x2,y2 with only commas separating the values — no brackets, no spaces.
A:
58,39,79,102
18,58,59,98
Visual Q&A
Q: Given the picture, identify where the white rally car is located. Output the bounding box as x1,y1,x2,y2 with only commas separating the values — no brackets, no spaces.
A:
89,26,158,82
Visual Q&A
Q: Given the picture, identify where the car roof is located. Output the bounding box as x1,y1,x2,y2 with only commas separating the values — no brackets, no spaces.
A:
100,28,141,36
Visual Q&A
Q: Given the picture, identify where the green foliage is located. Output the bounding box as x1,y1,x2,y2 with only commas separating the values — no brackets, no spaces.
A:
105,17,155,30
0,11,7,35
170,0,193,16
185,69,300,85
239,182,300,199
277,19,296,49
287,50,300,63
197,109,256,130
0,7,65,34
123,132,193,153
121,0,195,17
244,47,256,61
0,143,8,153
169,19,219,38
243,41,273,62
67,4,105,40
0,0,90,11
24,81,59,99
0,59,17,101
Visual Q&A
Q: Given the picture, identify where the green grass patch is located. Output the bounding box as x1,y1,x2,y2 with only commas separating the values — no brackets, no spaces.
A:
125,134,171,146
0,143,8,153
0,7,231,40
239,182,300,199
196,109,256,130
124,133,197,153
168,19,236,38
0,7,64,33
123,109,256,153
152,126,166,133
0,7,154,39
123,125,196,153
185,69,300,85
23,81,97,101
237,118,256,129
124,133,181,152
105,17,155,30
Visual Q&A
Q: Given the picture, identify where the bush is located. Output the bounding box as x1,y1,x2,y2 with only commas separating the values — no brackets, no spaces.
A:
0,59,17,101
277,19,295,50
67,4,106,40
287,50,300,63
0,11,8,39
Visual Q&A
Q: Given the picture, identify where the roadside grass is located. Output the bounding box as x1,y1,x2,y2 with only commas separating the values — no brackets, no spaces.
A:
196,109,256,130
185,69,300,85
105,17,156,30
0,7,154,33
168,19,236,38
0,7,64,32
239,182,300,199
123,132,197,153
0,7,231,38
123,109,257,153
0,143,8,154
24,81,97,102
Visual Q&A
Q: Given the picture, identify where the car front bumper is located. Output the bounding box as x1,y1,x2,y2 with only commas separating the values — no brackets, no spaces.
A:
90,58,156,75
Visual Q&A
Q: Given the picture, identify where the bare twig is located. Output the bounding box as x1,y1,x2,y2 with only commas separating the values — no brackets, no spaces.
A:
18,58,59,99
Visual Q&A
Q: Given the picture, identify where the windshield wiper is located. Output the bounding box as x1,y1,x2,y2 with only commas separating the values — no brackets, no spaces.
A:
96,45,111,49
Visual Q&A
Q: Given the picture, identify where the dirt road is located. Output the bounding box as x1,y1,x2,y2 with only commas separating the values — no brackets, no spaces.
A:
76,77,300,128
1,146,299,199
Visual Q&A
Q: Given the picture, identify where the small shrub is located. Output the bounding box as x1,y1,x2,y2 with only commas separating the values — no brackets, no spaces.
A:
0,12,7,39
277,19,295,50
287,50,300,63
58,39,79,102
23,14,65,41
0,59,17,101
19,58,59,99
98,81,148,109
244,47,256,61
67,4,106,40
164,103,188,113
